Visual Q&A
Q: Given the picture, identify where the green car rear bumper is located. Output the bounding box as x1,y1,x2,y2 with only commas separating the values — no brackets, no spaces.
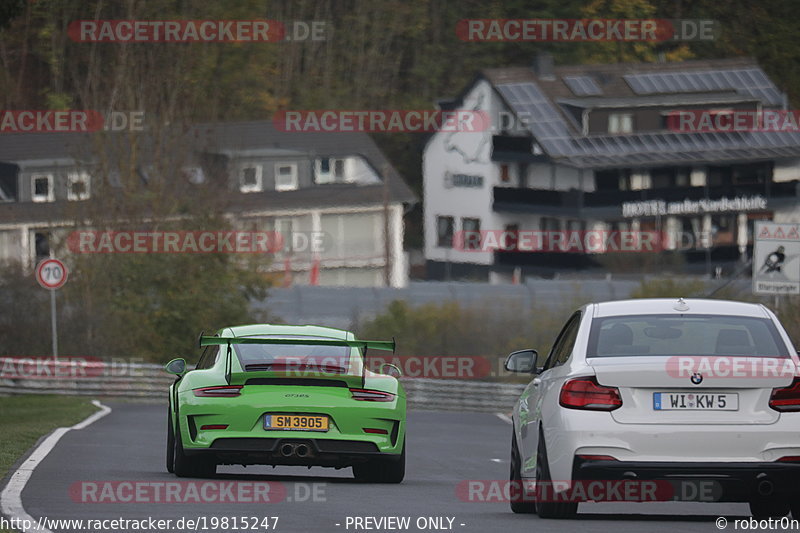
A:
176,385,405,467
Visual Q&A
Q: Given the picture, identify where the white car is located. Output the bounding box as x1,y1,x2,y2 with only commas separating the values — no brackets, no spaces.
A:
505,298,800,519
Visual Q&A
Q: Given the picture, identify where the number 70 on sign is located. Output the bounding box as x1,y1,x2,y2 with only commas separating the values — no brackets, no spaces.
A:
36,258,68,290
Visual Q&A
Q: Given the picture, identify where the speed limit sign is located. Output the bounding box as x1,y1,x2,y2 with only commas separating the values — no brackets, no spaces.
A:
36,258,68,290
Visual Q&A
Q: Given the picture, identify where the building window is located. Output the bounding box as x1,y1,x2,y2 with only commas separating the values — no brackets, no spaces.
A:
707,166,733,187
650,167,692,189
239,165,262,193
31,174,54,202
499,164,510,183
334,159,345,179
315,157,345,184
275,163,298,191
67,172,91,201
732,162,771,185
503,223,519,251
675,168,690,186
630,172,651,190
320,212,381,259
436,216,454,248
541,217,561,231
595,169,632,191
462,217,481,250
608,113,633,134
34,231,50,262
567,220,586,232
274,217,294,252
0,170,17,202
650,168,670,189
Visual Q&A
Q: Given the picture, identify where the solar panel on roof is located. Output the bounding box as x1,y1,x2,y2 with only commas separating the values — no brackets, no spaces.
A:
495,77,800,167
496,83,574,155
623,68,783,106
563,75,602,96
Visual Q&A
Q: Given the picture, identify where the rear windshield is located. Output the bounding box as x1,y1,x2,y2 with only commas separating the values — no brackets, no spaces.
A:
587,314,789,358
232,335,355,373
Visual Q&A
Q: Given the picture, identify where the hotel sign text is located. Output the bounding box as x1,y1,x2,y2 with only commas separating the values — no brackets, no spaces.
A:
622,195,767,218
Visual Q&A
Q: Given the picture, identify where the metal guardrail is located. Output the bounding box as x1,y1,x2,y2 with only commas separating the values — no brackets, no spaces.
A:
0,361,525,412
0,362,174,398
403,378,524,412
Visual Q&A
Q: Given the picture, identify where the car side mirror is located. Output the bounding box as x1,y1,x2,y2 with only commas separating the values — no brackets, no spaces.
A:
165,358,187,376
504,349,539,374
379,363,402,378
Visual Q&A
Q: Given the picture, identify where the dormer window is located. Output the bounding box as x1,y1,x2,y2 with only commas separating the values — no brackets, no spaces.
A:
239,165,262,193
315,157,345,184
67,171,91,201
275,163,298,191
608,113,633,134
31,174,54,202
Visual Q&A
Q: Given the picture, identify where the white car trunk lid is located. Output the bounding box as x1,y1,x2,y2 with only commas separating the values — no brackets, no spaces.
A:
589,356,794,425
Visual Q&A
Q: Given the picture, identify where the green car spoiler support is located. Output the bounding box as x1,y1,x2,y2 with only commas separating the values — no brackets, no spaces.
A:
198,335,397,387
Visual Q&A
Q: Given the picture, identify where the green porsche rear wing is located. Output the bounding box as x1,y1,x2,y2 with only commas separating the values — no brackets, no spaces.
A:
198,335,396,352
198,334,396,386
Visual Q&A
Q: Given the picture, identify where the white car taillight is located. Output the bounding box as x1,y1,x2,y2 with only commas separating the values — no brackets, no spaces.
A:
559,377,622,411
769,378,800,412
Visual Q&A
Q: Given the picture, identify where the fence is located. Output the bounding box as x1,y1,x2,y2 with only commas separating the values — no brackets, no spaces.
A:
0,360,525,413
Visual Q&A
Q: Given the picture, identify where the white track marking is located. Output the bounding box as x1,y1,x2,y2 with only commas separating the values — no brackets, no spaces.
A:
495,412,512,424
1,399,111,533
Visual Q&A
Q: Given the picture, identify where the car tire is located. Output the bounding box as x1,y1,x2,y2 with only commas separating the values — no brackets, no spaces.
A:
352,439,405,483
173,418,216,478
534,431,577,519
166,406,175,473
749,498,790,519
510,428,536,514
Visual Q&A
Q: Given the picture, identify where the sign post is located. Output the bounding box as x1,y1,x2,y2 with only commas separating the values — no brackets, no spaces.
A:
752,222,800,296
35,258,68,360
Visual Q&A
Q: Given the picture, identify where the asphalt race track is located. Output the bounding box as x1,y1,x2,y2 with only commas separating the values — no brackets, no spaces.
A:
17,403,753,533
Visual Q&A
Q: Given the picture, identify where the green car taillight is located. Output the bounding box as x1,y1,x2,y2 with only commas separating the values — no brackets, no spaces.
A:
193,385,243,397
349,388,395,402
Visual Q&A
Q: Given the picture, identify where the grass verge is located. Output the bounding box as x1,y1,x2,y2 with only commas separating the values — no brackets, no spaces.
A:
0,395,98,478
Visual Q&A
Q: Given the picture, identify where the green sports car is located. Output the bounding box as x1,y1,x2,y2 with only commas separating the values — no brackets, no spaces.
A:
165,324,405,482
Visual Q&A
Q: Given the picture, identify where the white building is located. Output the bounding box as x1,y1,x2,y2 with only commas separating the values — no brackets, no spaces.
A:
0,121,416,287
423,56,800,281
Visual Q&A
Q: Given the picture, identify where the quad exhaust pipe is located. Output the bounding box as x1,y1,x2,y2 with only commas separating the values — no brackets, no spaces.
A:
279,443,295,457
756,478,774,497
756,473,774,497
278,443,312,458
